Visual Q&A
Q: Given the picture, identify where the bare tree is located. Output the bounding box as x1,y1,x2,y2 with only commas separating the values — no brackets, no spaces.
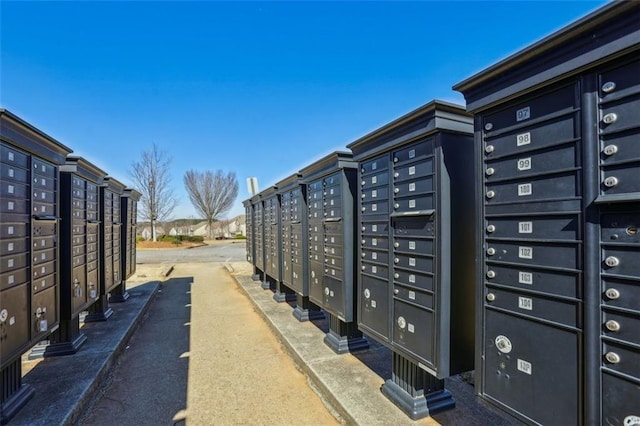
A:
184,170,238,239
129,144,178,241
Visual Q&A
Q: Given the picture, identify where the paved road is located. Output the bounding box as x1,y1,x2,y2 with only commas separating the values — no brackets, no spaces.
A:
77,261,339,425
136,240,246,264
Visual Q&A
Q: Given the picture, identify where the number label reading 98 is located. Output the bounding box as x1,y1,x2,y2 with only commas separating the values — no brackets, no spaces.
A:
517,132,531,146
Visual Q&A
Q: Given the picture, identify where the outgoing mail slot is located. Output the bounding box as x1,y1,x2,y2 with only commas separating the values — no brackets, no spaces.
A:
0,284,30,362
602,246,640,278
600,96,640,134
394,254,433,273
393,300,435,364
394,158,433,181
394,175,433,196
485,214,579,241
485,264,579,298
361,249,389,264
488,241,579,269
601,163,640,196
360,274,389,339
601,212,640,244
393,139,433,164
602,309,640,345
600,129,640,165
602,341,640,379
601,372,640,425
361,236,389,250
1,267,28,291
393,269,433,292
602,278,640,311
394,285,433,310
32,274,55,294
485,286,579,327
485,172,579,204
1,144,28,167
393,218,435,237
483,84,576,134
394,238,434,255
484,309,579,425
485,143,578,181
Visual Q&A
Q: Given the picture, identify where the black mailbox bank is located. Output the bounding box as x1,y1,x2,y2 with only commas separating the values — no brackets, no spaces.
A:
347,100,475,419
276,173,323,321
42,156,107,356
110,188,141,302
454,2,640,424
251,193,266,285
85,176,125,322
0,109,72,422
261,185,292,302
300,151,368,354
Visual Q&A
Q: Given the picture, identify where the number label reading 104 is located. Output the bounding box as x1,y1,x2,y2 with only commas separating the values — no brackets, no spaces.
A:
518,296,533,310
517,132,531,146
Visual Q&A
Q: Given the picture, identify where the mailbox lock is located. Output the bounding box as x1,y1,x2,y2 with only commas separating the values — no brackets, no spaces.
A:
361,239,366,244
485,144,495,154
364,288,370,299
393,157,399,163
361,193,366,199
602,81,616,93
486,224,496,233
397,316,406,329
361,226,366,231
495,335,512,353
361,167,365,173
602,112,618,124
394,273,400,279
486,270,496,279
394,242,400,248
394,188,400,194
0,309,8,322
394,258,400,264
485,123,493,131
394,172,399,178
394,289,400,295
486,167,495,176
361,207,366,212
603,144,618,156
361,252,366,258
361,180,365,186
603,176,619,188
605,256,620,267
627,226,638,236
605,352,621,364
486,190,495,199
487,247,496,256
361,265,366,271
486,293,496,302
394,203,400,209
605,320,621,332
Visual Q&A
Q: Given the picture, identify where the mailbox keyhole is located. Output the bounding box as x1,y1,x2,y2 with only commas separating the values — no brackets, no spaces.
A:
626,226,637,236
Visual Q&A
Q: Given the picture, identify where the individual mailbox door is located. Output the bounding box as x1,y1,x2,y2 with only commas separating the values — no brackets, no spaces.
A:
0,285,30,364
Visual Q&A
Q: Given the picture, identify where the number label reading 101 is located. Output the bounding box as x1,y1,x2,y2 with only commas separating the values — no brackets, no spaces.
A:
517,157,531,171
517,132,531,146
516,106,531,122
518,221,533,233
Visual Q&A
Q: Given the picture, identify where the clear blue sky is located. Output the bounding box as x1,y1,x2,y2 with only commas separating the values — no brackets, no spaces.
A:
1,1,609,220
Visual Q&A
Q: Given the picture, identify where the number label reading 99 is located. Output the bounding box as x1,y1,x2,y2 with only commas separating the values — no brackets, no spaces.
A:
517,157,531,171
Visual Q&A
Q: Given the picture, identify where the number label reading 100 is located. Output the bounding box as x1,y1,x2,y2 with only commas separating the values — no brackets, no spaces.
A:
518,183,532,196
517,132,531,146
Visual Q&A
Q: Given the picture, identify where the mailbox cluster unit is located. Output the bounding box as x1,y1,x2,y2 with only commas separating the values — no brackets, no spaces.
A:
454,2,640,425
0,109,141,423
243,3,639,422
